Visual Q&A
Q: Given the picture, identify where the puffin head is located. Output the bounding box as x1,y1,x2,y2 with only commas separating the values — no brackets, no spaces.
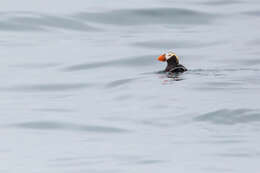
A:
157,51,179,65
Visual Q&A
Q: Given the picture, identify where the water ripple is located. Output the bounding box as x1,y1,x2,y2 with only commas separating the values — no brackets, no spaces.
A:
74,7,217,26
216,152,260,158
243,10,260,16
133,40,222,49
194,109,260,125
10,62,61,69
135,159,166,165
200,0,242,6
32,108,75,113
10,121,129,133
106,78,137,88
236,58,260,65
0,21,46,31
0,8,217,32
62,55,155,72
1,83,90,92
0,12,98,32
190,68,260,74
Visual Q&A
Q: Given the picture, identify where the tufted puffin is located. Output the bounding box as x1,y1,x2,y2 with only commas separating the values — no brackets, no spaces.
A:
157,51,187,73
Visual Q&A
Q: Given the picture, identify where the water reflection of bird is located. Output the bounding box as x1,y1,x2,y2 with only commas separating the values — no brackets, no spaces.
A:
157,51,187,73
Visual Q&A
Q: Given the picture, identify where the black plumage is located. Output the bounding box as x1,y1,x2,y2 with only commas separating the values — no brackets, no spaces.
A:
165,55,187,73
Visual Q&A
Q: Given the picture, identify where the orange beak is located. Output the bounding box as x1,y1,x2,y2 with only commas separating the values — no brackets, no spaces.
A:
157,54,166,62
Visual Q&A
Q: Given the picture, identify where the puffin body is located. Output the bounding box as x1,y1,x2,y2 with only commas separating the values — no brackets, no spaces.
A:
157,51,187,73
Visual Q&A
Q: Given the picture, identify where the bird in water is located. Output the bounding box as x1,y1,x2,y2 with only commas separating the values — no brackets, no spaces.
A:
157,51,187,73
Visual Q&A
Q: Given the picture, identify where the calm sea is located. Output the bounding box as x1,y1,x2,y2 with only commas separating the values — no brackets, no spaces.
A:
1,0,260,172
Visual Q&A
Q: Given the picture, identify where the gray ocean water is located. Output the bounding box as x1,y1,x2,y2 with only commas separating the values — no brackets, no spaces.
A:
1,0,260,172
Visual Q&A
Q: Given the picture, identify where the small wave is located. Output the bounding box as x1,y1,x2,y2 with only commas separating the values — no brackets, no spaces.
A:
190,68,260,73
74,7,217,26
216,152,260,158
243,10,260,16
194,109,260,125
200,0,242,6
105,78,137,88
62,55,155,72
204,81,241,87
136,159,166,165
9,121,129,133
0,21,46,31
1,83,90,92
133,40,222,49
0,12,98,32
32,108,75,113
248,39,260,45
0,8,217,32
10,62,61,69
236,59,260,66
143,67,260,81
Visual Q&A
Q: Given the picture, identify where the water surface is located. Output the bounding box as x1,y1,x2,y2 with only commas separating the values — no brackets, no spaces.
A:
1,0,260,172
